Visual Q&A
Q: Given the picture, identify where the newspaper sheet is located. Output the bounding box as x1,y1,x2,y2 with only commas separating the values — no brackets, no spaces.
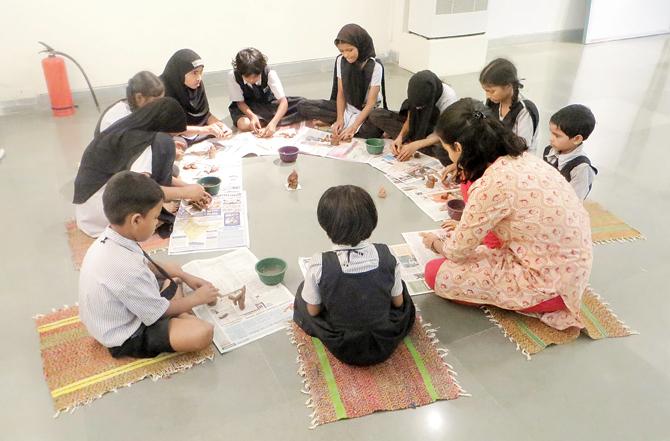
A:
168,190,250,255
369,153,459,221
182,248,295,353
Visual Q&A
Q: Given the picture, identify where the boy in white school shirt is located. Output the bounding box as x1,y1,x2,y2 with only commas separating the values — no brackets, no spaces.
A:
78,171,219,358
543,104,598,200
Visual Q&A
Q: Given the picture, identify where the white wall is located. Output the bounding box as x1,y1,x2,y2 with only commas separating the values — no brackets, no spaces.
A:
0,0,392,102
584,0,670,43
0,0,593,102
486,0,587,39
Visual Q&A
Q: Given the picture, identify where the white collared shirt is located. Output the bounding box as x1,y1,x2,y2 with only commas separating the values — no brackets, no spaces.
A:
78,226,169,347
545,144,596,200
99,100,131,133
227,69,286,102
301,241,403,305
74,150,153,238
335,56,383,131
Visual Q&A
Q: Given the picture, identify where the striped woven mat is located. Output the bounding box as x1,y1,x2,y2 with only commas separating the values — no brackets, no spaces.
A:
35,305,214,415
585,201,644,244
484,288,637,359
289,318,467,428
66,220,168,270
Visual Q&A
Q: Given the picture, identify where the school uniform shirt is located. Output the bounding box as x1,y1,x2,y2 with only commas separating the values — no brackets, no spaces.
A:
78,226,169,347
301,241,403,305
74,148,153,238
435,83,458,112
544,144,596,200
227,69,286,102
497,97,537,151
98,100,131,133
336,55,383,131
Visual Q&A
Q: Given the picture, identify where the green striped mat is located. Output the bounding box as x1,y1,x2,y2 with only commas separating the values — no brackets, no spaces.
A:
289,318,466,427
484,288,637,359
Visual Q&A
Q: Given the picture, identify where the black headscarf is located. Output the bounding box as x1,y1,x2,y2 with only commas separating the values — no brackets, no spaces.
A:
334,24,376,110
160,49,210,126
73,97,187,204
400,70,444,142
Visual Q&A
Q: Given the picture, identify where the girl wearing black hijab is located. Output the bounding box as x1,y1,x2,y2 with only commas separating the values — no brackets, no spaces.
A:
74,97,210,238
297,24,386,141
160,49,232,143
368,70,458,165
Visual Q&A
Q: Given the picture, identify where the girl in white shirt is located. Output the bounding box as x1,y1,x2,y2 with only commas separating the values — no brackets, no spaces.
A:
479,58,539,151
95,71,165,136
297,24,386,141
227,48,303,138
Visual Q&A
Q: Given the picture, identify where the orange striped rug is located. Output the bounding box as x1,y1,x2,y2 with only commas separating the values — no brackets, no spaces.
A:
66,220,168,270
585,201,644,245
289,317,467,428
35,305,214,416
483,288,637,359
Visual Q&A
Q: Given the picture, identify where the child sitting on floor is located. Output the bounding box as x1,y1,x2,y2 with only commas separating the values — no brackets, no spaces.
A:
79,171,218,358
227,47,303,137
543,104,598,200
293,185,415,366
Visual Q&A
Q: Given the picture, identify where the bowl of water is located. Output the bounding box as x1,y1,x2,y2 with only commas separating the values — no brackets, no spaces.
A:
197,176,221,195
255,257,287,286
446,199,465,220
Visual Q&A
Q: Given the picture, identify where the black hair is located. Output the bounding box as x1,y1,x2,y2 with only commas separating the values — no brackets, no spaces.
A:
317,185,377,246
126,71,164,111
550,104,596,140
102,171,164,225
479,58,523,103
232,48,267,76
435,98,527,182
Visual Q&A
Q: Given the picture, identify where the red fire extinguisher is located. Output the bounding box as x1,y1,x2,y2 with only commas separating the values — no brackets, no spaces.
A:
39,42,100,117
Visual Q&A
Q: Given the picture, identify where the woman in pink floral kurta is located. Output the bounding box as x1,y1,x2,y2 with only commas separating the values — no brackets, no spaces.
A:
422,99,592,330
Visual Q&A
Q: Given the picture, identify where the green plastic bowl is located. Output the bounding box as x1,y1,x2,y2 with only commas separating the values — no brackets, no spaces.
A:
197,176,221,195
255,257,287,286
365,138,385,155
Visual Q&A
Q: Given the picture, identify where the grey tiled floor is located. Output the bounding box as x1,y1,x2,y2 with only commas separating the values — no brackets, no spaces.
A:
1,35,669,440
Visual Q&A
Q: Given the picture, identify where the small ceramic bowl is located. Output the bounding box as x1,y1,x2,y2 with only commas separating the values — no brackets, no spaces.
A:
365,138,385,155
197,176,222,195
255,258,287,286
446,199,466,221
278,146,299,163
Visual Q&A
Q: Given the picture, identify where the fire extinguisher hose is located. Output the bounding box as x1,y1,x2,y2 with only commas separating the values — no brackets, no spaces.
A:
38,41,101,113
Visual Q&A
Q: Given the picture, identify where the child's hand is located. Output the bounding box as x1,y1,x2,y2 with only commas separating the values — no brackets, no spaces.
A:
214,121,233,139
183,184,207,201
258,122,277,138
249,115,262,133
391,136,403,155
207,124,226,138
182,273,214,291
331,120,344,136
397,141,420,162
192,284,220,307
339,126,356,142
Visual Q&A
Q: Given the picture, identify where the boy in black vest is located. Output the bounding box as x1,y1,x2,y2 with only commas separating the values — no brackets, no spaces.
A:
227,48,303,138
543,104,598,200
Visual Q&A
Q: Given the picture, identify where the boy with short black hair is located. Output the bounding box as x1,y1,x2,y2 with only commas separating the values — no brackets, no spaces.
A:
79,171,218,358
543,104,598,199
227,47,303,137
